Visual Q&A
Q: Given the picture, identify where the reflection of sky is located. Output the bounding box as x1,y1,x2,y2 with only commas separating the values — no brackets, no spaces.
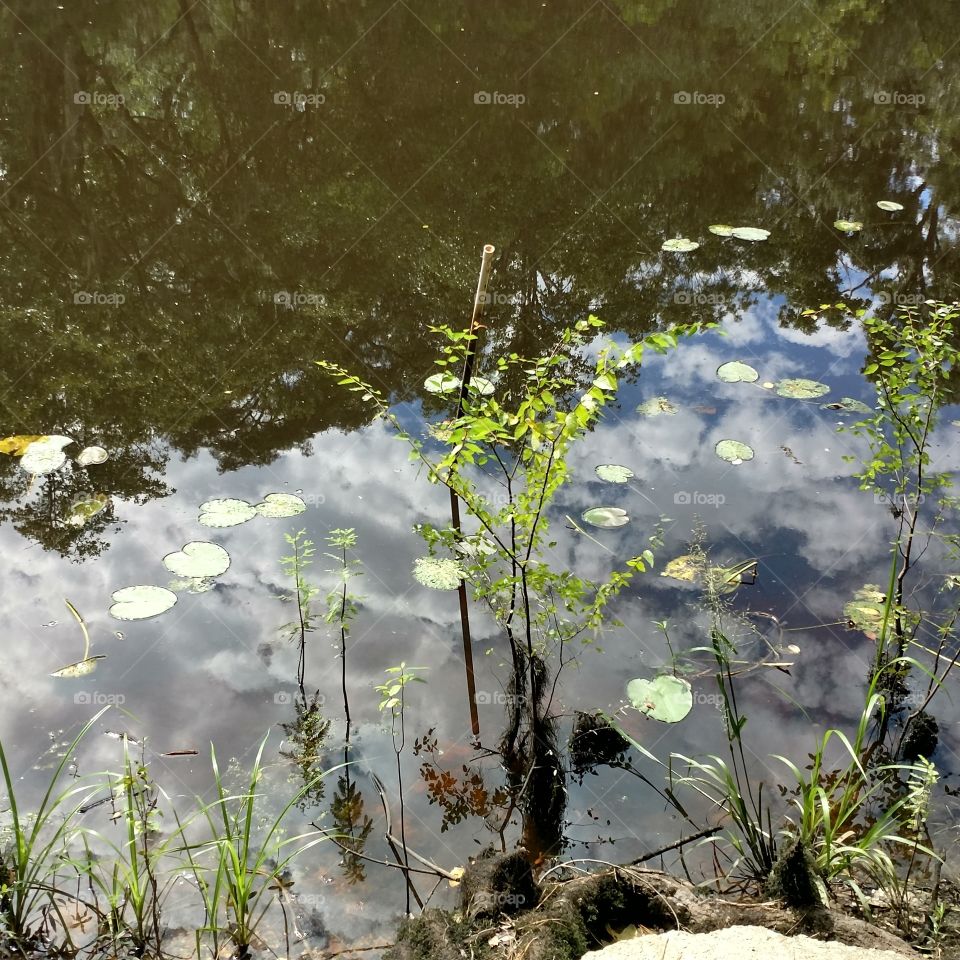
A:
2,296,960,945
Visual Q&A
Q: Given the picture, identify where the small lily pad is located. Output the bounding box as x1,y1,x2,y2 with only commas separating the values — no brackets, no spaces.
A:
424,373,461,394
51,656,106,678
717,361,759,383
729,227,770,242
413,557,466,590
708,224,734,237
76,446,108,466
595,464,634,483
20,436,73,475
198,498,257,528
843,585,888,637
821,397,872,415
661,554,700,582
163,541,230,579
255,493,307,518
775,378,830,399
876,200,903,212
626,674,693,723
467,376,495,396
715,439,754,463
582,506,630,528
637,397,677,417
661,238,699,252
834,219,863,233
66,496,108,527
109,585,178,621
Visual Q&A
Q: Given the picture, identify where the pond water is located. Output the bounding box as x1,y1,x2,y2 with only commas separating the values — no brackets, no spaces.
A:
2,1,960,955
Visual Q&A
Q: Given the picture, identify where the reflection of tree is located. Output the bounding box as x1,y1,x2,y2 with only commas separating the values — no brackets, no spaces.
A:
1,0,959,555
329,770,374,885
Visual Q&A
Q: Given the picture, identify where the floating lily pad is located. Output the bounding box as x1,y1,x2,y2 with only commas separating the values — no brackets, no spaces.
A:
198,498,257,528
843,585,888,637
661,555,756,595
20,436,73,475
876,200,904,212
109,585,178,621
255,493,307,518
775,378,830,399
637,397,677,417
582,506,630,528
66,496,108,527
762,381,775,389
661,554,700,582
76,446,108,466
834,219,863,233
821,397,872,415
708,224,734,237
626,675,693,723
717,361,759,383
413,556,466,590
715,439,754,463
661,238,699,252
424,373,461,394
595,464,634,483
163,541,230,579
0,435,45,456
51,656,106,678
729,227,770,242
467,377,495,396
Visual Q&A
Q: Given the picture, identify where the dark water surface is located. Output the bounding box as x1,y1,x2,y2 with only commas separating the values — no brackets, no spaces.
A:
2,1,960,953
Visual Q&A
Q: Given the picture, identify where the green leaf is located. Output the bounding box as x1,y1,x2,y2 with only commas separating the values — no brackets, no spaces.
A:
162,541,231,579
715,439,754,463
661,237,699,252
708,224,734,237
626,675,693,722
717,360,759,383
728,226,770,242
199,498,257,528
581,506,629,528
595,464,634,483
255,493,307,518
833,219,863,232
109,585,178,621
821,397,872,415
424,372,461,394
66,496,109,527
876,200,903,212
413,557,466,590
775,378,830,399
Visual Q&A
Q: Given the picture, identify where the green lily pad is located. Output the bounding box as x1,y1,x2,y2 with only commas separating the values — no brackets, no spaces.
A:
715,439,754,463
661,238,699,252
595,464,634,483
637,397,677,417
109,585,178,621
775,378,830,399
626,674,693,723
717,360,759,383
76,446,108,466
424,373,461,394
708,224,734,237
51,656,106,678
467,376,495,396
821,397,872,415
66,496,109,527
581,506,629,528
843,585,888,636
729,227,770,242
876,200,903,212
661,555,756,595
661,554,700,582
834,219,863,233
198,498,257,528
413,557,466,590
163,541,230,579
255,493,307,518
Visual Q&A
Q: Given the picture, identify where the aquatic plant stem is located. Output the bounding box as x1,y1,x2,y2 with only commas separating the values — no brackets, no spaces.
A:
449,243,496,738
